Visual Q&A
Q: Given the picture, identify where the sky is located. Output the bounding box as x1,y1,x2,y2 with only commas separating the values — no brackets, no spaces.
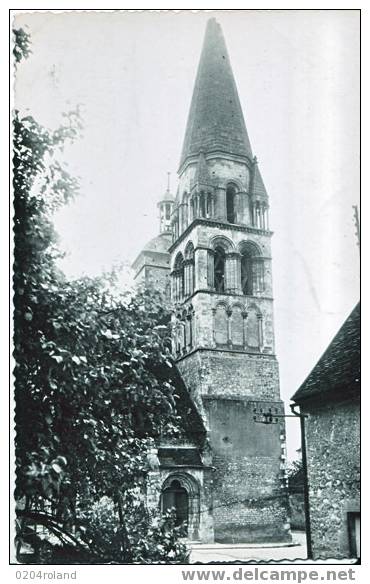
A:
14,9,360,460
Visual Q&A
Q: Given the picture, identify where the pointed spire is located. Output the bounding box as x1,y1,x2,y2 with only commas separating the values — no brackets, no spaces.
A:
179,18,253,171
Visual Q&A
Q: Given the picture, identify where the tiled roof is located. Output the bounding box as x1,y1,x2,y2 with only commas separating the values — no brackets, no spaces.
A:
292,303,360,403
253,164,268,198
150,360,208,446
179,18,253,169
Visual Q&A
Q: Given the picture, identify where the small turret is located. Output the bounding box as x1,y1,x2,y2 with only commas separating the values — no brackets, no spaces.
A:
158,172,175,233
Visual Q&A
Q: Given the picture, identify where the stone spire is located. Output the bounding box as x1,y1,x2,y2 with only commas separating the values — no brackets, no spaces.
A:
179,18,253,171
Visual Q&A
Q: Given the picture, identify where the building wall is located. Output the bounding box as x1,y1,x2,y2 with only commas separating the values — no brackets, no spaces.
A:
133,250,171,298
302,398,360,559
177,350,289,542
206,397,290,542
178,349,280,406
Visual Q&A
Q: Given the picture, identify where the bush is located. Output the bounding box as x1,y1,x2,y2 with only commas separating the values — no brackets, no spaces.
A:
78,495,189,564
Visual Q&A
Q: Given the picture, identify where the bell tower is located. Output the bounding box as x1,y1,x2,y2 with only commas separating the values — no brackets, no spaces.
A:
169,19,290,543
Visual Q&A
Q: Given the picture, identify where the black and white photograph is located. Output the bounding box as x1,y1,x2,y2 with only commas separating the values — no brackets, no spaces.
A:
10,8,360,572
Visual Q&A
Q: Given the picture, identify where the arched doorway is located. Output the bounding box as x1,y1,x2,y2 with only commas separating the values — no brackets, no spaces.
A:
160,473,201,540
161,479,189,533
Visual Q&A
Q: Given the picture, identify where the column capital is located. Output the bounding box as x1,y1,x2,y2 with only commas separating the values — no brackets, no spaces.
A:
226,251,242,259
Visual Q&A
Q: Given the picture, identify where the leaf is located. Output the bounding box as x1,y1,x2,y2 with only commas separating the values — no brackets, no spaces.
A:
72,355,80,365
51,462,62,474
51,355,63,363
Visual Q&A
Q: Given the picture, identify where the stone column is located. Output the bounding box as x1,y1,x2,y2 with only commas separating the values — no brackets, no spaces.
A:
242,310,248,349
251,203,256,227
182,320,187,354
174,271,178,301
255,204,259,229
211,308,217,346
190,309,196,347
172,271,178,302
190,260,195,294
183,203,189,230
235,253,242,294
253,259,265,293
226,308,232,347
170,272,175,302
233,192,240,223
207,249,215,289
258,314,263,349
225,252,240,293
238,191,248,224
215,187,227,220
178,206,182,235
187,312,193,349
200,192,206,217
196,248,208,289
173,209,179,239
194,193,199,218
262,205,267,230
210,194,215,218
225,253,232,292
183,260,190,297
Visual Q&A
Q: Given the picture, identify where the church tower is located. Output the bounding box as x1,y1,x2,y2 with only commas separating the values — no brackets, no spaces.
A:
169,19,290,543
132,181,174,296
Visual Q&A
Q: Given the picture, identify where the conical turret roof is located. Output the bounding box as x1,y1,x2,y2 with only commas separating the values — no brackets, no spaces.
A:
253,164,268,198
194,151,212,186
179,18,253,170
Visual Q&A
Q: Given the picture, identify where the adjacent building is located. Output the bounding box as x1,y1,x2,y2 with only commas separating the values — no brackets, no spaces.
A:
291,303,360,559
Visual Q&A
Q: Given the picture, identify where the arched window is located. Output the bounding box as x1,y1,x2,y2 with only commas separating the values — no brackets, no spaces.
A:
173,252,184,301
226,185,236,224
240,243,264,296
214,246,226,293
199,192,206,218
185,242,195,296
206,193,212,218
161,479,189,532
241,250,254,295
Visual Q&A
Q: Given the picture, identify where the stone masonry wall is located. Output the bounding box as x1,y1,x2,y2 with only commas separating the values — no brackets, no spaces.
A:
302,398,360,559
177,351,289,543
178,349,280,404
206,398,289,542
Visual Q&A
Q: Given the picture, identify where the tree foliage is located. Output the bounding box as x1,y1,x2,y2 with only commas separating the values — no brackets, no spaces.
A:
13,27,32,63
13,28,187,564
